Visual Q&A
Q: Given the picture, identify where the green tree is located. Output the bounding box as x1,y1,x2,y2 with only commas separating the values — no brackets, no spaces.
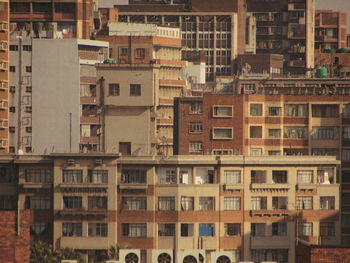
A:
30,240,56,263
108,244,131,260
57,247,85,263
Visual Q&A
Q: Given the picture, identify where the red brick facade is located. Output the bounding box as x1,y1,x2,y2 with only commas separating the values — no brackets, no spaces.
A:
297,242,350,263
0,211,31,263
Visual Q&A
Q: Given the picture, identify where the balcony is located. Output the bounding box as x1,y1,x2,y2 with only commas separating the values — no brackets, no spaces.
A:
250,183,291,190
250,210,292,217
59,236,109,250
80,97,97,105
224,184,244,191
119,183,148,190
251,236,291,248
80,136,99,145
296,184,317,190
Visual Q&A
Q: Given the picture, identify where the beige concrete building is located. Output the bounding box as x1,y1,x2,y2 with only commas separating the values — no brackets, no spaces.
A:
96,23,187,156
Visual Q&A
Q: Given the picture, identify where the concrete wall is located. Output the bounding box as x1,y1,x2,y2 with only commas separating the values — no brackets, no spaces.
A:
32,39,80,153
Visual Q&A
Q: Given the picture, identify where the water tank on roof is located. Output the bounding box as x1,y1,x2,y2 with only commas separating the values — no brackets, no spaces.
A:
316,66,327,78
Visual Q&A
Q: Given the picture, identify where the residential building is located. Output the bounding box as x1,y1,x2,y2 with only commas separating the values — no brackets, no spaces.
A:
8,33,108,154
9,0,97,40
0,0,9,153
314,50,350,78
106,0,247,81
0,154,341,263
96,23,186,156
315,10,347,51
173,77,350,245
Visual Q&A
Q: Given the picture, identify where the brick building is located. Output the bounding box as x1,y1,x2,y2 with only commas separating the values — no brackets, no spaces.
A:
0,154,341,263
173,77,350,245
315,10,347,51
0,0,9,153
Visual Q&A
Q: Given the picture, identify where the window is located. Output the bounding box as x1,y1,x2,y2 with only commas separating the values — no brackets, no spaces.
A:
212,106,233,117
296,196,313,210
26,127,32,133
272,171,287,183
120,47,128,56
298,222,313,236
88,170,108,184
312,104,339,118
0,196,17,210
158,169,177,184
317,168,334,184
181,196,194,211
344,126,350,140
312,127,339,140
121,169,146,184
272,222,287,236
9,126,15,133
268,150,281,156
130,84,141,96
320,222,335,237
268,107,282,116
158,196,175,211
135,48,145,59
9,107,15,113
25,106,32,113
224,197,240,210
63,196,82,210
25,169,52,183
62,170,83,183
9,66,15,72
122,223,146,237
30,223,50,236
199,197,215,210
26,66,32,73
225,223,241,236
251,197,267,210
10,45,18,51
251,170,266,183
342,149,350,161
62,223,82,237
188,122,203,133
297,170,313,184
224,170,241,184
312,148,337,156
199,223,214,236
88,196,107,210
109,83,120,96
250,126,262,138
250,148,262,156
272,249,288,263
272,197,287,210
195,168,214,184
0,167,17,183
268,129,281,138
284,104,307,117
250,104,263,116
23,45,32,51
181,223,194,237
158,224,175,236
88,223,108,237
189,102,203,114
212,128,233,139
212,149,233,155
122,197,146,210
179,169,192,184
25,196,50,209
189,142,203,153
251,223,266,236
284,126,307,139
251,249,266,263
320,196,335,210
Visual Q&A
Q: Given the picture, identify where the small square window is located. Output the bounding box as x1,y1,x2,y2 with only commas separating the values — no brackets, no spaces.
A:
9,66,15,72
9,146,15,153
26,127,32,133
23,45,32,51
135,48,145,59
25,147,32,153
10,86,15,93
10,45,18,51
25,106,32,113
109,84,119,96
250,126,263,138
9,126,15,133
120,47,128,56
250,104,263,116
9,106,15,113
130,84,141,96
26,86,32,93
26,66,32,73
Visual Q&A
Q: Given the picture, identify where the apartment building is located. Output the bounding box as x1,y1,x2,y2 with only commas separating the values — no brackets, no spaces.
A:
315,10,347,51
0,154,340,263
96,23,186,156
247,0,315,76
8,33,108,154
173,77,350,245
9,0,97,39
108,0,246,81
0,0,9,153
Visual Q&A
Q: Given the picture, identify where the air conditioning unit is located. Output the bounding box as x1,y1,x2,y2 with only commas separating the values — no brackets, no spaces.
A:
152,249,173,263
67,159,75,165
61,260,78,263
211,251,235,263
119,249,141,263
176,250,205,263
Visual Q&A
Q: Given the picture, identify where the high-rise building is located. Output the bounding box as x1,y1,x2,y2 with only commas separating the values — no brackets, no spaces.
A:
315,10,347,51
96,23,186,155
0,0,9,153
